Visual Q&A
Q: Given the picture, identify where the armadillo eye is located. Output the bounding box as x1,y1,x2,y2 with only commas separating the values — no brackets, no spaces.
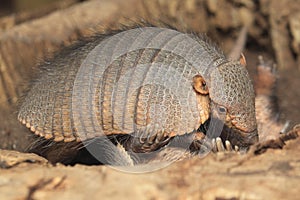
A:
218,106,226,113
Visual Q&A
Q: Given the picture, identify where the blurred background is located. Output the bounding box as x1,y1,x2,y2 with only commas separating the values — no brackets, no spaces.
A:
0,0,86,16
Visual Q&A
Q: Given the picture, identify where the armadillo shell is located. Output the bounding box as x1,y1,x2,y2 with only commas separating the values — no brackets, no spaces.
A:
18,27,224,143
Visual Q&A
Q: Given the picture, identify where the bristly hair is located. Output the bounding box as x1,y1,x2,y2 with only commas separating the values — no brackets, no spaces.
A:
18,19,225,110
20,19,228,165
190,32,225,59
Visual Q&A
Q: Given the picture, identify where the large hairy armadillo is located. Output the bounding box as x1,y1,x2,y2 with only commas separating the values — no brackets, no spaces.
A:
18,27,258,165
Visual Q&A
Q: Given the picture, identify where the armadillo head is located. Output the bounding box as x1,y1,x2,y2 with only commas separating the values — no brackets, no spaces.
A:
208,61,258,148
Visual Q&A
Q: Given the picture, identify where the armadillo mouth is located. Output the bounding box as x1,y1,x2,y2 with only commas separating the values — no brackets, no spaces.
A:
220,125,258,149
196,118,258,150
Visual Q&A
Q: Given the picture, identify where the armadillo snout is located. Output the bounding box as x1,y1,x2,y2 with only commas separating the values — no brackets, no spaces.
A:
221,125,258,148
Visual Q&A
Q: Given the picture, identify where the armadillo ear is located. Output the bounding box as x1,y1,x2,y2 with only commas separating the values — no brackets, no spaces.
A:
239,53,247,67
193,75,209,95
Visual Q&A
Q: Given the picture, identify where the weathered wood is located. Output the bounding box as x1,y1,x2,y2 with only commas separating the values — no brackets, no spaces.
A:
0,132,299,200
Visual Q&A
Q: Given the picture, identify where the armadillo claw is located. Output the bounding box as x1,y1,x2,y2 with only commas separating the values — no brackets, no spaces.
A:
234,145,239,151
211,138,217,152
225,140,233,151
155,129,166,144
216,137,225,152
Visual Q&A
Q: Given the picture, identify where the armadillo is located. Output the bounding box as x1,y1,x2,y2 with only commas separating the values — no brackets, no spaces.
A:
18,27,258,165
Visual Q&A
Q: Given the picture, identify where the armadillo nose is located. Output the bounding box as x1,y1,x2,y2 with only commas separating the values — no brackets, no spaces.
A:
245,128,259,145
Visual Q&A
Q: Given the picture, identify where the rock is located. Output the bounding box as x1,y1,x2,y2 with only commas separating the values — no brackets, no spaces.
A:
0,136,299,200
0,149,48,168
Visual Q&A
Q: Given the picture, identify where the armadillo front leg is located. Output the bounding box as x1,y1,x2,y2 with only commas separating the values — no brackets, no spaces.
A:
122,128,172,153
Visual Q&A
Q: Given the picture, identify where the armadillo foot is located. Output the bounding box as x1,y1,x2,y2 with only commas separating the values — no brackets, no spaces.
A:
124,133,171,153
190,135,239,154
188,131,213,154
254,55,277,96
211,137,238,153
